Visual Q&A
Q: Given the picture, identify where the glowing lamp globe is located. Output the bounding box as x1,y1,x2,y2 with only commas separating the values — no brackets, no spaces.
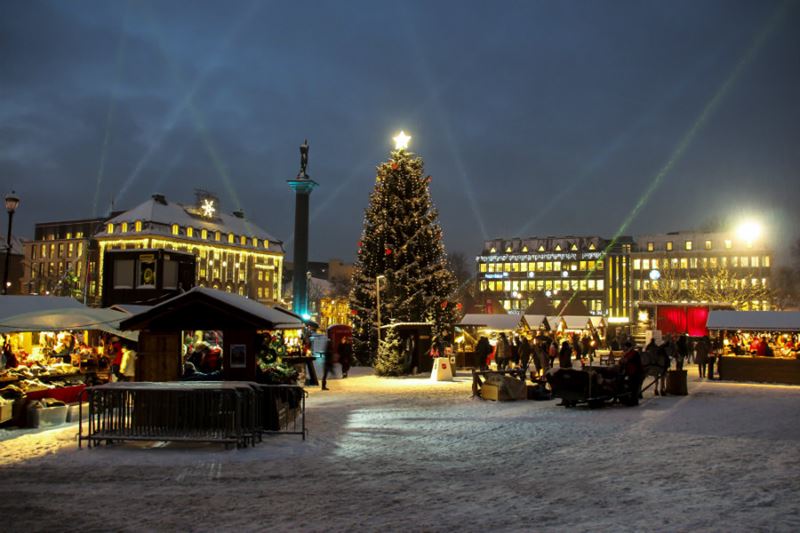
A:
736,220,762,242
649,269,661,281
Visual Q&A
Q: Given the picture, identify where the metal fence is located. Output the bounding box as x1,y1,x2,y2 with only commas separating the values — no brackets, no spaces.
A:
78,381,306,449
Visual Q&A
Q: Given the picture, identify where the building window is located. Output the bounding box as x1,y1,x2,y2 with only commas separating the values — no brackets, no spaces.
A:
172,224,179,235
215,231,221,242
666,241,673,251
764,256,771,267
107,223,114,234
724,239,732,249
646,242,654,252
240,235,246,246
187,227,194,238
704,240,712,250
135,220,142,232
685,240,692,251
252,237,258,247
201,229,208,240
121,222,128,233
633,259,641,270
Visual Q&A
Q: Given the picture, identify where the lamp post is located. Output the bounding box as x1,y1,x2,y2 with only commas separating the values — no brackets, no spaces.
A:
376,275,386,345
3,191,20,295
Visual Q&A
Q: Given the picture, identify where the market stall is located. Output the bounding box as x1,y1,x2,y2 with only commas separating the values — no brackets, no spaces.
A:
0,297,136,427
707,310,800,385
456,314,526,368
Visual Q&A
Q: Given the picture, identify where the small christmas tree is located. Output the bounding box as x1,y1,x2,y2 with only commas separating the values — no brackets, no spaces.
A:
350,132,457,368
374,325,405,376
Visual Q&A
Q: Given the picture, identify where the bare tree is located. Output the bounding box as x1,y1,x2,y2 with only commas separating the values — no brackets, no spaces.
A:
771,267,799,310
688,266,771,310
648,266,683,303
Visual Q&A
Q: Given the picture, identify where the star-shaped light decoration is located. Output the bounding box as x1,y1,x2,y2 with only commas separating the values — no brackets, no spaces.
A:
393,130,411,150
201,198,216,218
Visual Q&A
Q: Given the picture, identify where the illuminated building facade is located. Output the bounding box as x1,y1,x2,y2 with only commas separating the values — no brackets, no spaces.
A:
631,230,772,310
94,192,284,305
22,217,107,299
476,236,633,321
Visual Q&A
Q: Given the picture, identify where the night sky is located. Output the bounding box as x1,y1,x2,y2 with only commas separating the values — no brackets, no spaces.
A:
2,0,799,263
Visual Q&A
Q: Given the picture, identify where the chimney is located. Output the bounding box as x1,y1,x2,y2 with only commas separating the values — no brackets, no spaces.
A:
232,210,244,219
152,193,167,205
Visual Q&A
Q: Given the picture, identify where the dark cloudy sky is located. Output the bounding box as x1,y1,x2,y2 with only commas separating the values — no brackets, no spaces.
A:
2,0,799,263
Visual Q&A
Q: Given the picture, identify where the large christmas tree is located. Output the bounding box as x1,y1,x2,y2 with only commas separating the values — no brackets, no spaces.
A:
350,133,458,372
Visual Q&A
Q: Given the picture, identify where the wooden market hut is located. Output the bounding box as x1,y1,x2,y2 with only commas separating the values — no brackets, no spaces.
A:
119,287,305,381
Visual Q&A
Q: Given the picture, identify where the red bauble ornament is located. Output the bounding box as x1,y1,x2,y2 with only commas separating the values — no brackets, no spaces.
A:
426,175,432,183
385,248,392,255
350,309,358,315
391,162,398,170
456,303,463,310
441,300,448,310
357,240,362,247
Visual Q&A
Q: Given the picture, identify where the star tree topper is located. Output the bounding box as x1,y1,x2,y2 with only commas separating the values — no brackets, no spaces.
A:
393,130,411,150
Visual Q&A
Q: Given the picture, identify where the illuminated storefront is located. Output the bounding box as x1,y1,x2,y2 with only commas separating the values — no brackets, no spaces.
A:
94,192,284,305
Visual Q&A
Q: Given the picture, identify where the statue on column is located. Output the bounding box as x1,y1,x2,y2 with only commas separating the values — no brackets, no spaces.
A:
299,139,309,178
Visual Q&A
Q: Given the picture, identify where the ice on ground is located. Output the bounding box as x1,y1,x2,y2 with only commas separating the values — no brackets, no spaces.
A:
1,366,799,532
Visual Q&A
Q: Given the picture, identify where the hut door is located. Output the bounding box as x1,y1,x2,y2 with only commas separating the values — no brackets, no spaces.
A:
137,331,182,382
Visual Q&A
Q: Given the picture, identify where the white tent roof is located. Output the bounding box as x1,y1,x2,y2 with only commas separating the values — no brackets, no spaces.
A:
524,314,547,328
706,311,800,332
547,316,562,330
0,307,137,341
562,315,592,331
458,314,522,330
589,316,606,329
0,295,84,322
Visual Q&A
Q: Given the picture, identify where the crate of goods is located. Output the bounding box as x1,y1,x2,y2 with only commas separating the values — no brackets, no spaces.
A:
28,403,68,428
66,402,89,422
0,399,13,424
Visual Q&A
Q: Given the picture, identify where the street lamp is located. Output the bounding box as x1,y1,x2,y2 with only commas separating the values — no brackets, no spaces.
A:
376,275,386,345
3,191,20,295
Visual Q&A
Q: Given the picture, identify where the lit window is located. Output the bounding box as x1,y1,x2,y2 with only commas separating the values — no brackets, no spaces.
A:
724,240,732,249
666,241,673,251
228,233,234,244
741,256,749,267
764,256,770,267
121,222,128,232
201,229,208,240
705,240,712,250
570,243,578,251
187,227,194,238
240,236,246,245
522,246,528,252
505,246,512,253
253,237,258,247
258,287,263,298
588,243,596,251
263,240,269,248
107,223,114,234
633,259,641,270
480,263,487,273
537,245,545,252
66,232,72,239
215,231,221,242
490,247,496,253
172,224,179,235
647,242,654,252
685,240,692,251
751,256,759,268
554,244,562,252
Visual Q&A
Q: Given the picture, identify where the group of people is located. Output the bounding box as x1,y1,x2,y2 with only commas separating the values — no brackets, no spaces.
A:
719,332,799,358
473,331,600,376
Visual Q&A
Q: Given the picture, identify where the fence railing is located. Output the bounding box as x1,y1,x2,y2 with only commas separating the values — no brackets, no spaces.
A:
78,381,306,449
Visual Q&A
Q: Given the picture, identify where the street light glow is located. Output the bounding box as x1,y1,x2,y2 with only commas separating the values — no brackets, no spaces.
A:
736,220,762,242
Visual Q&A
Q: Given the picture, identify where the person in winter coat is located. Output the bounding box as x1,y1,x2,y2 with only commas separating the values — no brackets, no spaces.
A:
558,341,572,368
475,336,492,370
110,337,124,381
676,334,689,370
547,340,558,368
321,339,334,390
695,336,710,378
338,337,353,378
495,333,510,370
120,344,137,381
518,336,532,374
619,342,644,405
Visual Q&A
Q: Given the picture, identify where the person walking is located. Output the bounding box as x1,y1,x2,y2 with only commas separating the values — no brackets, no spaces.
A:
547,339,558,369
338,336,353,378
519,336,532,375
619,341,644,406
695,336,710,378
321,339,334,390
676,334,689,371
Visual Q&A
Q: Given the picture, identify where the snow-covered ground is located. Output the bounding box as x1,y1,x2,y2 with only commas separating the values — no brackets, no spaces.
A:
2,366,800,532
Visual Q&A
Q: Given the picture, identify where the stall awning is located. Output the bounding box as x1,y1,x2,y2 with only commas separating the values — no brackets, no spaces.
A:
524,314,548,328
706,311,800,332
119,287,305,331
0,307,137,341
562,315,592,331
547,316,562,330
589,317,606,329
0,295,84,322
458,314,523,330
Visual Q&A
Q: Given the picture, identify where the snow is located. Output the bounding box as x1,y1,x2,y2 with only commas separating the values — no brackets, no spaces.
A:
2,367,800,532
